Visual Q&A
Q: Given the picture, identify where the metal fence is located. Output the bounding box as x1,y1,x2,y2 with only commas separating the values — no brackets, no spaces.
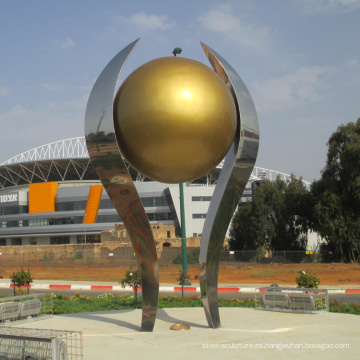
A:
220,250,318,264
255,286,328,314
0,327,83,359
0,248,319,268
0,293,53,325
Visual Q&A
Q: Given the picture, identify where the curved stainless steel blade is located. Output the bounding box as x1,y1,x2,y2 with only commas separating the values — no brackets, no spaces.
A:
200,42,260,328
85,39,159,332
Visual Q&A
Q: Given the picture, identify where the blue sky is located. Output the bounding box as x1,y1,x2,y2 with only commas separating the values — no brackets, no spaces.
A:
0,0,359,182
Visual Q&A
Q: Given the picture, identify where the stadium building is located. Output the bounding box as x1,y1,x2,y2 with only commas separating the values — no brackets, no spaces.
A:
0,137,309,247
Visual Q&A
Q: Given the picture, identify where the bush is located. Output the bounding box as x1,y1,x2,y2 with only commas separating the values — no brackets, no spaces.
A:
177,269,191,286
329,301,360,315
51,294,258,313
51,294,139,314
315,298,326,310
295,271,319,288
10,268,33,287
173,249,200,265
251,248,266,262
158,295,202,308
10,268,34,295
120,267,141,309
318,243,336,263
191,248,200,263
47,293,360,316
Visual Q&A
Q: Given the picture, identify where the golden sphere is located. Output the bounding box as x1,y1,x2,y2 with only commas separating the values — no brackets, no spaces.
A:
113,56,237,184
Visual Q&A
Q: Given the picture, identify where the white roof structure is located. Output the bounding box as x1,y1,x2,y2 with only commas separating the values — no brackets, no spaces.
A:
1,137,88,165
0,137,311,190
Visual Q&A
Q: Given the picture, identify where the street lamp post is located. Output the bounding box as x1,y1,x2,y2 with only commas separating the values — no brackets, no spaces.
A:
179,182,191,285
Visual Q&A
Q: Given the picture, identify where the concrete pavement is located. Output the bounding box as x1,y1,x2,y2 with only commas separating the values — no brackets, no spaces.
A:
11,307,360,360
1,279,360,359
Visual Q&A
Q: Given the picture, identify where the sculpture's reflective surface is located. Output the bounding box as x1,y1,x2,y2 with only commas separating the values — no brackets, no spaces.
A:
84,39,159,332
199,43,259,328
84,39,259,332
113,56,236,184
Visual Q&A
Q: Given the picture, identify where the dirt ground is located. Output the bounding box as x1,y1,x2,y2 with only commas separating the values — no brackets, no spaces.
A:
1,262,360,285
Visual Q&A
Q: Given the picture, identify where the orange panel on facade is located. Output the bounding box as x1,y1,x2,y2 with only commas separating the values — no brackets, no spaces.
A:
29,182,58,213
84,185,103,223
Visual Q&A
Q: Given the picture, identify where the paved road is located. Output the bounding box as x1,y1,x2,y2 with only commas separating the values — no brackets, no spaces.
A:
1,288,359,304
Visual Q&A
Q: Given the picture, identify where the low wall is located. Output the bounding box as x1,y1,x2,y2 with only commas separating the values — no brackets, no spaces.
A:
0,242,199,267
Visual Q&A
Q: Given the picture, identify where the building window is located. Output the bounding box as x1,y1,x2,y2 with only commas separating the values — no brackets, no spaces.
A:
147,212,172,221
26,217,83,227
50,236,70,245
56,201,87,211
77,235,101,244
29,218,49,226
192,196,212,201
0,206,28,216
99,199,115,209
100,197,168,209
96,214,122,223
1,220,18,228
0,239,6,246
192,214,207,219
141,197,168,207
10,238,22,246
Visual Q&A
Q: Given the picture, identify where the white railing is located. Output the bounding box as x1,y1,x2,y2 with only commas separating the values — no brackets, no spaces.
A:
1,137,88,165
217,160,311,189
1,137,311,188
251,166,311,189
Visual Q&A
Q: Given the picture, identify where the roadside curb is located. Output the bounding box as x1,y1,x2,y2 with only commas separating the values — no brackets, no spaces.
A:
1,282,360,294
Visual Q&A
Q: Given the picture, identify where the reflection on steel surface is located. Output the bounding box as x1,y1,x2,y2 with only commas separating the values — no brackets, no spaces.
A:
84,38,258,331
84,39,159,332
199,43,259,328
113,56,237,184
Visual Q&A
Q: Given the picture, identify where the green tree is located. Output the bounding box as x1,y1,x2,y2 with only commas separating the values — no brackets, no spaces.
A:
177,269,192,298
295,271,319,288
312,119,360,262
229,176,310,252
10,268,34,295
229,200,260,250
120,267,141,309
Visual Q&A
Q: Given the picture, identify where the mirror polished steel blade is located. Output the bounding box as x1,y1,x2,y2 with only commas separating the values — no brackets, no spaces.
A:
200,42,259,328
85,39,159,332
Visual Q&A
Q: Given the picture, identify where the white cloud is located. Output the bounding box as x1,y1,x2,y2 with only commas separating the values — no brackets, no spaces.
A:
197,6,241,33
40,83,65,92
346,59,358,67
297,0,360,14
0,87,7,96
251,66,332,113
197,4,275,52
130,12,174,30
60,37,76,49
